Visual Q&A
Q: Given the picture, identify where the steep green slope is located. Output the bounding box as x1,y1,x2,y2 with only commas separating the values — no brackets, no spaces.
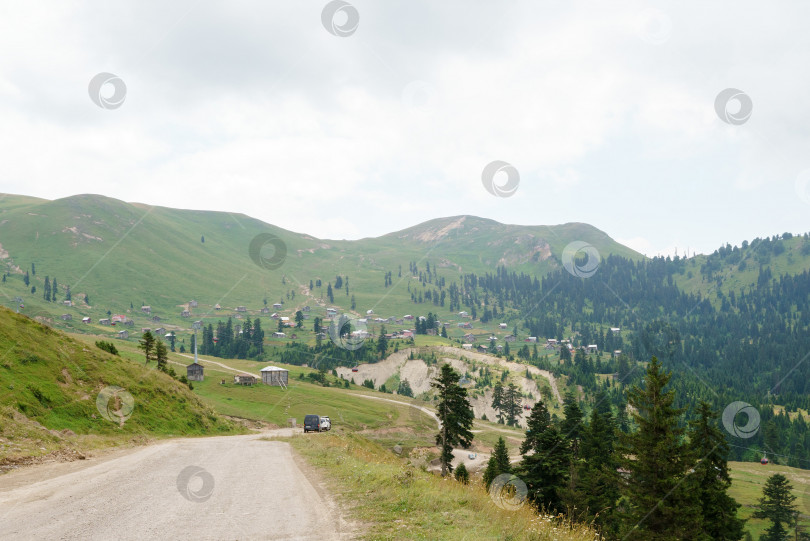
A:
0,306,237,468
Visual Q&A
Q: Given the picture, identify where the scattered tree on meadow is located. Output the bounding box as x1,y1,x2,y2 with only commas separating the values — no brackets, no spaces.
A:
753,473,798,541
432,363,474,476
295,310,304,328
139,331,156,365
155,340,168,372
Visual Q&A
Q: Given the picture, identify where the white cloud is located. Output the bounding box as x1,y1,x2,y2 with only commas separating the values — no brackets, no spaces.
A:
0,1,807,253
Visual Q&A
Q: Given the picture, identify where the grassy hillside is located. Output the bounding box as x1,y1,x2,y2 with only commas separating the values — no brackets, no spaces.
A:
0,307,239,470
0,193,642,345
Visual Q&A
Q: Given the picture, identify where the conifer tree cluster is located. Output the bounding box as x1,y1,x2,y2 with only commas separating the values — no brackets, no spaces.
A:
513,357,746,540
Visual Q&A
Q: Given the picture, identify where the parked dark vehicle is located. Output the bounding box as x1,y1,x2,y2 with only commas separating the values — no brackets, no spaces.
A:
304,414,321,433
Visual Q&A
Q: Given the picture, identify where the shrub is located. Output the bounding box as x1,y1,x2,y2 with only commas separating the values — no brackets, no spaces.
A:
454,463,470,484
95,340,119,356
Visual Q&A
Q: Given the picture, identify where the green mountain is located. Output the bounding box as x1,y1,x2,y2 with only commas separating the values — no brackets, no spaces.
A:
0,193,640,329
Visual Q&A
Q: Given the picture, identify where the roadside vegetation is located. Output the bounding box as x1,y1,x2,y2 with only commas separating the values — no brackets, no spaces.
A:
288,431,600,541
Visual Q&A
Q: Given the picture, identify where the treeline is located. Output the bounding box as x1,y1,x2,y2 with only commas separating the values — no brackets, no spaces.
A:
484,358,747,540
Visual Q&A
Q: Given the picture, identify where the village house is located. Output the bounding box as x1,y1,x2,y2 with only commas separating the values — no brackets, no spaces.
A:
458,311,468,317
81,316,91,324
189,300,198,308
505,335,516,343
61,314,72,321
151,315,161,322
117,330,129,339
99,318,111,325
499,323,507,329
141,306,151,314
273,332,286,338
155,328,166,336
187,362,204,381
525,336,537,343
403,314,414,320
462,343,473,350
111,314,127,323
123,320,134,327
401,330,414,338
610,327,621,334
261,366,289,387
261,307,270,314
463,333,476,342
236,306,247,312
142,328,151,333
613,350,622,357
214,304,221,310
63,300,72,307
587,344,598,354
302,305,310,312
181,310,190,317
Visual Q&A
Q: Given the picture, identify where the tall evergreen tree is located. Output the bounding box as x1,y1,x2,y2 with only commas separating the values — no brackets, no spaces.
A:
688,401,745,540
491,382,505,423
619,357,703,540
51,277,57,301
559,391,585,514
518,400,569,513
483,436,511,489
579,391,620,535
753,473,798,541
139,331,156,365
432,363,474,476
155,340,168,372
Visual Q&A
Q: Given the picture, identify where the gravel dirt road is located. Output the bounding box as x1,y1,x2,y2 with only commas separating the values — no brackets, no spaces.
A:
0,430,353,541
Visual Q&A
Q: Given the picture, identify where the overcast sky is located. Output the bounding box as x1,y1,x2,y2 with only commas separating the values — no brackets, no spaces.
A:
1,1,809,256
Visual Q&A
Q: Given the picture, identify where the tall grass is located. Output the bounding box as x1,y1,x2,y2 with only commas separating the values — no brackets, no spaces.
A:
288,432,600,540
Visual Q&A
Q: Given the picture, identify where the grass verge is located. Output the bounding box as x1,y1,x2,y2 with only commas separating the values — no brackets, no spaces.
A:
288,431,599,540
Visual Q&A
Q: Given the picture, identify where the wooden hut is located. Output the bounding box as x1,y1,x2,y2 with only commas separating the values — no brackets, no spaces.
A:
234,374,257,386
260,366,289,387
187,362,204,381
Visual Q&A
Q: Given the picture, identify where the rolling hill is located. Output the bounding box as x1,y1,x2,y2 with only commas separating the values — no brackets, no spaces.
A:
0,192,640,331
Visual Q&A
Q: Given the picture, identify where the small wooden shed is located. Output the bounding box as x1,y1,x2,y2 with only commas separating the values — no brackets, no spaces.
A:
261,366,289,387
234,374,257,386
187,362,204,381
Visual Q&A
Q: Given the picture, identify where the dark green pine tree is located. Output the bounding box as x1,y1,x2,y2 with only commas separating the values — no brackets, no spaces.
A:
483,436,511,489
618,357,703,540
753,473,798,541
138,331,156,365
431,363,474,476
51,277,57,301
491,382,505,423
688,401,746,540
518,399,569,513
559,391,585,514
43,276,51,301
579,391,620,535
